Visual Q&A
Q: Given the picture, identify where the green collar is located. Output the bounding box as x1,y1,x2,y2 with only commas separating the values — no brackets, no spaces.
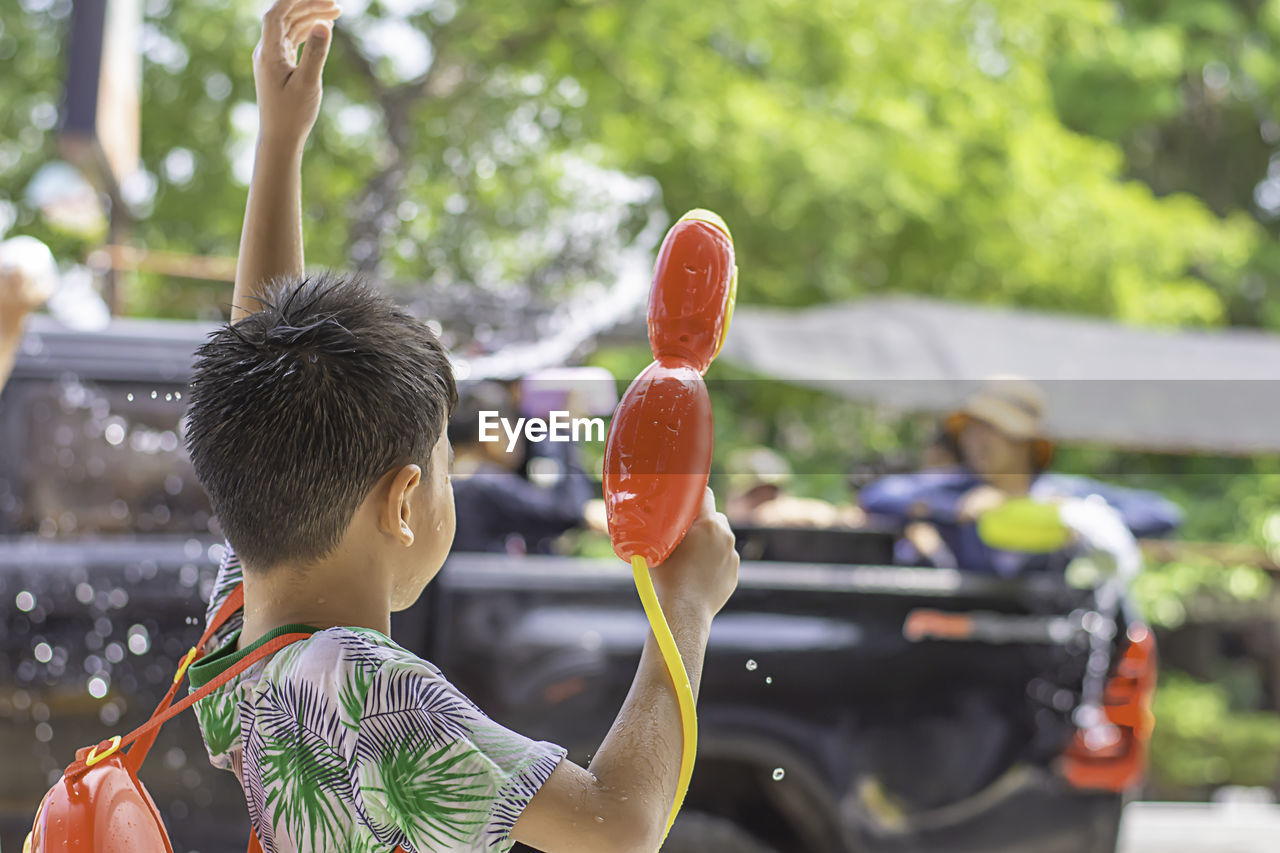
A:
188,623,318,688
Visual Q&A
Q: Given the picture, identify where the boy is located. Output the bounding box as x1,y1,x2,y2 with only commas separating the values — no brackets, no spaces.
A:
183,2,740,852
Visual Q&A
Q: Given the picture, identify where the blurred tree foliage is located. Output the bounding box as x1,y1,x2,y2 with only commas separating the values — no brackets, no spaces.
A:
0,0,1269,326
1151,674,1280,798
1047,0,1280,329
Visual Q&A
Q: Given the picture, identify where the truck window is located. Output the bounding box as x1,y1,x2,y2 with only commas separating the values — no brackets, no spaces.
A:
1,375,213,538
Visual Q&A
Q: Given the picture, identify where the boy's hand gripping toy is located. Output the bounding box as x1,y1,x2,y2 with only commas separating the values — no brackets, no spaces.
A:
602,209,737,840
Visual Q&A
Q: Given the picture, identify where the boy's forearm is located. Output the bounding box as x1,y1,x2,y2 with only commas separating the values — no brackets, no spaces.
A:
231,137,305,322
587,598,713,849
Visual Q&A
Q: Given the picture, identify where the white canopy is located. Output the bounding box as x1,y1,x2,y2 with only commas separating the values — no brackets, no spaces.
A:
718,297,1280,454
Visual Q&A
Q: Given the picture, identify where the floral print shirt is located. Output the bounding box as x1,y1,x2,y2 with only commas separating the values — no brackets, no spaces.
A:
189,545,567,852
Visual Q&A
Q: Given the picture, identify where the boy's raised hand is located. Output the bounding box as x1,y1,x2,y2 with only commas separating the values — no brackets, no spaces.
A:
0,238,56,330
232,0,340,319
651,488,740,619
254,0,342,149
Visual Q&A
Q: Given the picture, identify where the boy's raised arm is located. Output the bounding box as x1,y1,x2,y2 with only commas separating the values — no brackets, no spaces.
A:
231,0,341,322
511,490,740,853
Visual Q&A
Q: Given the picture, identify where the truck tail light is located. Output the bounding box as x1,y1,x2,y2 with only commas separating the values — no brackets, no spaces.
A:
1060,623,1157,792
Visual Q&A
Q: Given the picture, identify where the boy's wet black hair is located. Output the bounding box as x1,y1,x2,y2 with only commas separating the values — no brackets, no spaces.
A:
184,272,457,571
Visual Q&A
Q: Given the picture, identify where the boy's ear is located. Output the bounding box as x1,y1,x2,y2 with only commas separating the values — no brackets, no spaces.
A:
381,464,422,546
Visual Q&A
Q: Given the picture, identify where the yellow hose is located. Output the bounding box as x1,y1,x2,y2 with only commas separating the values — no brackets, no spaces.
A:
631,554,698,842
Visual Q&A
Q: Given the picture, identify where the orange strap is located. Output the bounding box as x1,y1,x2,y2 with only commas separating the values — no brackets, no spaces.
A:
68,584,310,779
66,581,401,853
71,630,310,778
125,585,248,770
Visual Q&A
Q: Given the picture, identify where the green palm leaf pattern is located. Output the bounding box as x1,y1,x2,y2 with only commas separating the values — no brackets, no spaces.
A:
354,665,476,766
194,686,241,762
254,678,358,851
338,657,374,733
357,736,493,850
193,546,569,852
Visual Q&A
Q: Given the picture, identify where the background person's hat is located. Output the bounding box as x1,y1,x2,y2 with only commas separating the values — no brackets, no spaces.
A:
944,376,1054,467
725,446,793,494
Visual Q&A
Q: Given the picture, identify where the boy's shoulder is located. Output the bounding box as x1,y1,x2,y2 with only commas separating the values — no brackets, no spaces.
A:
189,620,453,755
193,539,481,734
190,620,567,852
192,543,477,762
193,546,568,851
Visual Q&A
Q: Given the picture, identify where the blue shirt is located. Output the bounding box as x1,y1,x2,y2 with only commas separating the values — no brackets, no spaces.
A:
859,467,1182,574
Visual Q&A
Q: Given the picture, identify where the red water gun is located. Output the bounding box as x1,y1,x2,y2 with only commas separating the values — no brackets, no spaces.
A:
602,209,737,840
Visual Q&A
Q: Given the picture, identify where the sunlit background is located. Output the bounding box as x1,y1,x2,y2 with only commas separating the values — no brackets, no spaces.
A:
5,0,1280,850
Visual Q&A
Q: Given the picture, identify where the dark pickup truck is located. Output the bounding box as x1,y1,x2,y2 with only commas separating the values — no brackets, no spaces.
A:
0,316,1150,852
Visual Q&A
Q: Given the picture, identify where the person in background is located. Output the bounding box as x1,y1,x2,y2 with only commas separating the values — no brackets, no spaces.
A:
0,237,57,394
891,426,964,567
918,425,961,470
449,380,594,554
725,446,864,528
860,376,1183,574
725,446,791,524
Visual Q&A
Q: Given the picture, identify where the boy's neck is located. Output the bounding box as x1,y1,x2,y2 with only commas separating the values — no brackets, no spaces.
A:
237,554,394,648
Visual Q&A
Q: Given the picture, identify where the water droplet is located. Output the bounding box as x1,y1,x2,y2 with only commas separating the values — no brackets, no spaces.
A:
150,391,158,399
127,625,150,655
88,676,109,699
772,767,785,781
765,676,773,685
15,591,35,612
35,722,53,742
126,393,134,402
34,642,52,663
745,659,758,671
594,816,604,823
75,582,95,604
